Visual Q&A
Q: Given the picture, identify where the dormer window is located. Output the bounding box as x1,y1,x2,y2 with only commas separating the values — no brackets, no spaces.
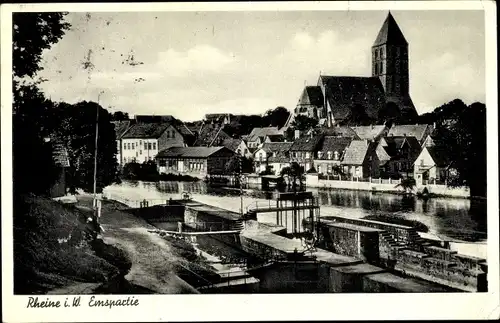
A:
273,152,277,157
327,151,332,160
317,151,323,159
334,151,339,160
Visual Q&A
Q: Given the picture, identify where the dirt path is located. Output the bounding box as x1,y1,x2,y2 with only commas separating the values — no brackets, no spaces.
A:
78,195,199,294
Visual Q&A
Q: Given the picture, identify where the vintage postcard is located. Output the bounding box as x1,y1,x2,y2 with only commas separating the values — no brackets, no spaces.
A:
1,1,499,322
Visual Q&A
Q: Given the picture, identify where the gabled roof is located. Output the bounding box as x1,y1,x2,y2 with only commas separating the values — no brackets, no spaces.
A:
266,134,285,142
247,127,283,142
380,135,421,161
194,124,231,146
156,146,229,159
318,136,352,155
426,147,452,167
351,125,387,140
387,124,432,142
297,86,324,107
318,76,386,121
260,142,293,154
122,123,171,139
319,126,361,139
373,12,408,47
221,138,243,152
111,120,132,140
341,140,377,165
290,134,324,152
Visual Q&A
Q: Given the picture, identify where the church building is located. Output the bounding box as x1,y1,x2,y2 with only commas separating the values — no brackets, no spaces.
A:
292,12,418,127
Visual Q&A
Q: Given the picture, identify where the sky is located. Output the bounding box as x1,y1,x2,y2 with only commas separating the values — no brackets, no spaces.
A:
35,10,486,121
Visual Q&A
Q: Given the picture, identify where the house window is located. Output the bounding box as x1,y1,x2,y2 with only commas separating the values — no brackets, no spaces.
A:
148,143,152,150
172,131,175,138
153,142,156,150
380,61,384,74
420,159,424,166
131,143,135,149
305,152,310,159
380,47,384,58
327,151,332,160
317,151,323,159
166,131,170,138
139,150,142,155
159,159,166,167
318,166,322,174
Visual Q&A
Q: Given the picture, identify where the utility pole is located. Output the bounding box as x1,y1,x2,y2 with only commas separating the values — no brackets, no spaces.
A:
93,91,104,231
239,151,244,217
93,91,104,206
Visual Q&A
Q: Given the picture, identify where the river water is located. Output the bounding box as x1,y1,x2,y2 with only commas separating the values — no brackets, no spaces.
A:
104,180,488,259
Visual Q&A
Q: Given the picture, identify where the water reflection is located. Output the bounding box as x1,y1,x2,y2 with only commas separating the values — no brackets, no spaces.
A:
107,180,487,242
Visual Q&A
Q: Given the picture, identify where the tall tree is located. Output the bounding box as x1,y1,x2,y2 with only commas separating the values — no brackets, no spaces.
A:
431,100,486,197
53,101,119,193
291,115,318,131
111,111,130,121
262,106,290,128
12,13,71,196
13,12,71,79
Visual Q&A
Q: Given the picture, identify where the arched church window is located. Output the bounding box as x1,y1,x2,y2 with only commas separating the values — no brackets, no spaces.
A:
380,47,384,58
380,61,384,74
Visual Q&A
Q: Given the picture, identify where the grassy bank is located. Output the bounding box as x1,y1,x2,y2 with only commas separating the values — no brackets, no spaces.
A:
13,195,135,294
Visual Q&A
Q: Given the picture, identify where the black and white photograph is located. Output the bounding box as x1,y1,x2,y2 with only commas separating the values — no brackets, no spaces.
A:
1,1,498,321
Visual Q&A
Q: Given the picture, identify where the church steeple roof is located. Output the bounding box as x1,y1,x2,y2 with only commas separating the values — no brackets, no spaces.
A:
373,12,408,47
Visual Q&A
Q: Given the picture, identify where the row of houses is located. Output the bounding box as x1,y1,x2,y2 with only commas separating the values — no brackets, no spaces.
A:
113,115,451,187
251,124,454,187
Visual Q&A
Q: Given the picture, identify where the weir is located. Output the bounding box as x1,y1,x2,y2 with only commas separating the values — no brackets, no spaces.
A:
109,192,483,293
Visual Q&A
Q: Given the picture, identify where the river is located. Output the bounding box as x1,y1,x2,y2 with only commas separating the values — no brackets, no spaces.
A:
104,180,488,260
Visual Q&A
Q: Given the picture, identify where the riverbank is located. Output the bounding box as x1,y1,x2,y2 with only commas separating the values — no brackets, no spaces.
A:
305,174,472,199
13,194,138,294
83,195,200,293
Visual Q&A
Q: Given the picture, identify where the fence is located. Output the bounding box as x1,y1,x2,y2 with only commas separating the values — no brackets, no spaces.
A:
314,175,401,185
102,192,173,208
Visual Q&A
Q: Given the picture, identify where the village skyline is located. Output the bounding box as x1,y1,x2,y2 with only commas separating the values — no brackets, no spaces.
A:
34,10,486,122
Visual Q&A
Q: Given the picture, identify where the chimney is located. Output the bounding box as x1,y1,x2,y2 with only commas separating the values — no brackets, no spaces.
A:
295,129,301,140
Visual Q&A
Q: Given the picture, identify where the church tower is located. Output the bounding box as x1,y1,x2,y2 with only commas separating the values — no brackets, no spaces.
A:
372,12,413,111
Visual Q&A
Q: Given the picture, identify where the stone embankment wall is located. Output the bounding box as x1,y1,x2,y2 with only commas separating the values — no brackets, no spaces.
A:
306,174,470,198
316,216,487,292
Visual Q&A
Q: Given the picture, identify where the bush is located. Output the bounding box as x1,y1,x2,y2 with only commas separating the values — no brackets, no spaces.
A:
158,173,200,182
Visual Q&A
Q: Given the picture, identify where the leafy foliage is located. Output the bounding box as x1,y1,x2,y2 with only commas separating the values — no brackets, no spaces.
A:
291,115,318,131
122,161,159,181
396,177,417,194
51,101,119,193
13,12,71,79
262,106,290,128
339,104,376,126
111,111,130,121
430,101,486,197
281,162,305,190
225,155,254,174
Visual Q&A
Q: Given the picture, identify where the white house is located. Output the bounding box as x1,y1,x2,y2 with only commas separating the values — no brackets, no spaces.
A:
121,123,187,164
111,120,132,167
413,146,455,186
253,142,293,175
